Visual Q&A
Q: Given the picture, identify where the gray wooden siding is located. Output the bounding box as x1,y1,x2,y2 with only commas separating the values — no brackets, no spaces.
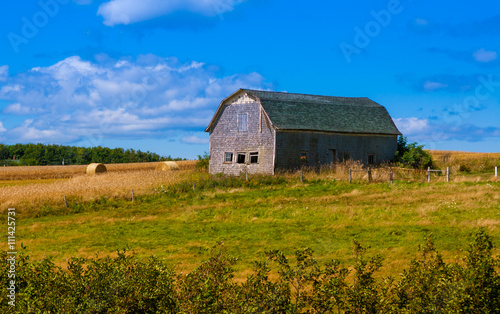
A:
275,131,397,170
209,94,275,175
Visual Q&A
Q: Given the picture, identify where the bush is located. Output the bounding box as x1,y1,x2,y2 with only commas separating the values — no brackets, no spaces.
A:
196,152,210,171
459,164,472,173
1,231,499,313
395,136,435,170
0,249,177,313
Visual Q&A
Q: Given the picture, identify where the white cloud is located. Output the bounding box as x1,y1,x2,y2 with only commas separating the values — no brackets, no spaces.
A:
393,117,500,145
0,84,21,94
7,119,72,143
0,122,6,132
393,117,430,135
181,135,209,144
98,0,245,26
0,65,8,82
3,103,43,115
0,55,267,144
473,48,497,63
423,81,448,91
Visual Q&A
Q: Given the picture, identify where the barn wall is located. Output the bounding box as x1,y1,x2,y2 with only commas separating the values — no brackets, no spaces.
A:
209,94,275,175
275,131,397,170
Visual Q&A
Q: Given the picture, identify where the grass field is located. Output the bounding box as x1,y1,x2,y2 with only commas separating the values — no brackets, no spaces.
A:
1,152,499,281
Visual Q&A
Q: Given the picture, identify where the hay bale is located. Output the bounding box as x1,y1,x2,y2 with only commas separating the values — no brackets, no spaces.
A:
155,161,180,171
86,163,107,175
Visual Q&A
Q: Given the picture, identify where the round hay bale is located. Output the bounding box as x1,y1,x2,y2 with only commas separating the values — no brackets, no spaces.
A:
155,161,180,171
86,163,107,175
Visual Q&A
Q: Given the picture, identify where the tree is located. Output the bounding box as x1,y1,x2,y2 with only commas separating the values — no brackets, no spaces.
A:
394,136,435,169
0,143,181,165
0,144,8,160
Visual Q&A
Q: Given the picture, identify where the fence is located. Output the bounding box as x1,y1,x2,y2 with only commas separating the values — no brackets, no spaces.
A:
347,166,498,184
348,168,372,184
59,166,499,207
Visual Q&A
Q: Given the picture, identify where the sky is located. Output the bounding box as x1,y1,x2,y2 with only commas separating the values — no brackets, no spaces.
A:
0,0,499,159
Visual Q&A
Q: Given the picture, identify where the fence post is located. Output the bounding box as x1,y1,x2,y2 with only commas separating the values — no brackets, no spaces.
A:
246,172,248,181
368,168,372,183
446,167,450,183
299,170,303,183
427,167,431,182
389,170,393,185
496,166,498,177
193,183,195,192
349,169,352,184
132,190,135,203
64,195,68,208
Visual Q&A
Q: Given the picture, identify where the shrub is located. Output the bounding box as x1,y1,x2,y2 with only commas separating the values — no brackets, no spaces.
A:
0,248,178,313
459,164,472,173
196,152,210,171
395,136,435,169
1,231,499,313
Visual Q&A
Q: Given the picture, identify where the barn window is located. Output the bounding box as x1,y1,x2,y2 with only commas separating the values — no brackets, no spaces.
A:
224,152,233,163
238,114,248,132
250,152,259,163
300,151,308,163
368,154,375,164
237,153,246,164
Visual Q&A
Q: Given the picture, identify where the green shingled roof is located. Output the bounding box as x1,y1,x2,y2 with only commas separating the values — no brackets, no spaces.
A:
243,89,401,135
205,89,401,135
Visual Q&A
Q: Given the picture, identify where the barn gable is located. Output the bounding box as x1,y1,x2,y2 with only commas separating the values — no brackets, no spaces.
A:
206,90,275,175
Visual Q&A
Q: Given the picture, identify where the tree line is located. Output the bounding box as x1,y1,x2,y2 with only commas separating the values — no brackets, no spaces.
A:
0,143,184,166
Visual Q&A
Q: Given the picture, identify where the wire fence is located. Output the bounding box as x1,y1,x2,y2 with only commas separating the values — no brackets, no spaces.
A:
291,164,499,184
348,166,498,184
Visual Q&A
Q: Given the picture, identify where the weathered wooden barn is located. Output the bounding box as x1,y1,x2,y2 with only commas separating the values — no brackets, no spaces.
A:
205,89,401,175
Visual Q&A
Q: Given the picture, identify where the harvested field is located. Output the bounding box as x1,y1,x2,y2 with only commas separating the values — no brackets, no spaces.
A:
429,150,500,161
0,169,193,215
0,160,197,180
0,160,197,214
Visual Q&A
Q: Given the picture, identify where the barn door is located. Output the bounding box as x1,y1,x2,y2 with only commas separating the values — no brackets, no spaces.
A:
328,149,337,165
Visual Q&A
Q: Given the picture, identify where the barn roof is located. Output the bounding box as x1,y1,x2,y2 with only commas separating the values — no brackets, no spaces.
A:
205,89,401,135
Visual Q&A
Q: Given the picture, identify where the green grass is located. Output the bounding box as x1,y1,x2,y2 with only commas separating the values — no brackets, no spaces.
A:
17,176,500,277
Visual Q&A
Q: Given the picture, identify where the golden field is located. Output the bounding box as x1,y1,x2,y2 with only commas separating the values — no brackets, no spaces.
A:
428,150,500,173
429,150,500,161
0,160,196,180
0,160,196,214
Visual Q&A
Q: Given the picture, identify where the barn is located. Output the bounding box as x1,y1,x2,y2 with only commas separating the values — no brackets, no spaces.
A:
205,89,401,175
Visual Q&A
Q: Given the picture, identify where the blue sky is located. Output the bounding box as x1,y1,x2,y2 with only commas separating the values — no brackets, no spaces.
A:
0,0,499,158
